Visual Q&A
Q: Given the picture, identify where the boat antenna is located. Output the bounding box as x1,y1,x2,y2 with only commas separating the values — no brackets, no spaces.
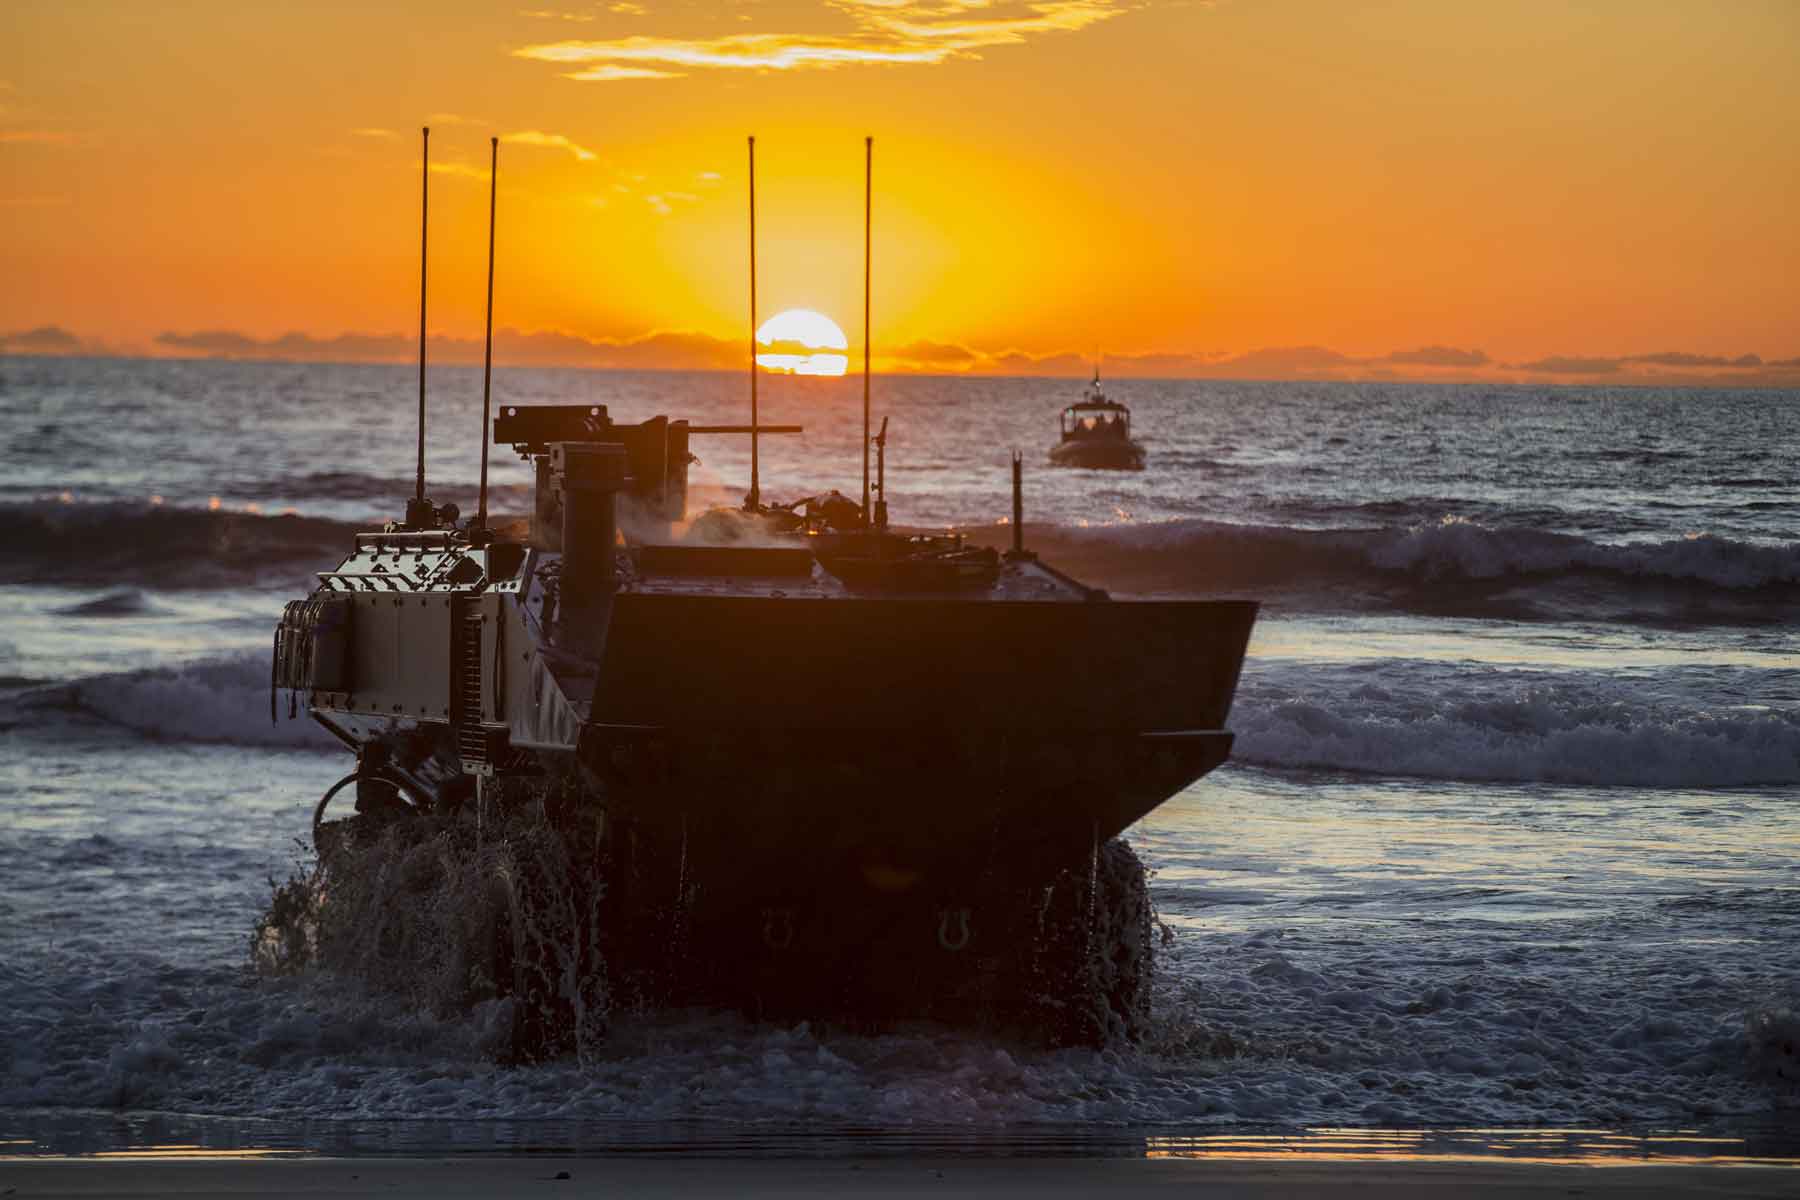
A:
862,134,872,526
746,134,760,510
408,125,432,528
1011,450,1025,558
872,415,888,531
475,135,498,539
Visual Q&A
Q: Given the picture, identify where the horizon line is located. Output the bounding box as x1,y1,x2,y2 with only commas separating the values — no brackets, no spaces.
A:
6,344,1800,392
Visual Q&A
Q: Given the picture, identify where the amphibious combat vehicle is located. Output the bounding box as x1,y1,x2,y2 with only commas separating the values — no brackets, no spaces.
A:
268,403,1254,1053
261,130,1254,1056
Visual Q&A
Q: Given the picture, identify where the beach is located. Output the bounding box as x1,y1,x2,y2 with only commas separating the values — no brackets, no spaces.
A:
4,1155,1798,1199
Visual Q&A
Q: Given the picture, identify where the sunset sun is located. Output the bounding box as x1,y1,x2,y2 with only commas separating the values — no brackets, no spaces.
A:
756,308,849,377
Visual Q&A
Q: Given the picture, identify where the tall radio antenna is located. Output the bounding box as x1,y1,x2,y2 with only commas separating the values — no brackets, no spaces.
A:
410,125,431,526
862,135,872,525
746,134,760,510
475,136,498,537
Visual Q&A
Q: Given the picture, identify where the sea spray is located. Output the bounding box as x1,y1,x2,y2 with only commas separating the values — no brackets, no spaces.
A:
252,787,1162,1056
1747,993,1800,1093
254,777,612,1064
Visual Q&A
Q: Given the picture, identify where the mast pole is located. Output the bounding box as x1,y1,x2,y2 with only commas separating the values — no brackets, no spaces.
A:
476,136,498,535
414,125,430,519
747,134,759,510
862,135,872,525
1011,451,1024,556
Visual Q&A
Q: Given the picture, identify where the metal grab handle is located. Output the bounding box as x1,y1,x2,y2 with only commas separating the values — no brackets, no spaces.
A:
937,907,972,952
761,907,795,951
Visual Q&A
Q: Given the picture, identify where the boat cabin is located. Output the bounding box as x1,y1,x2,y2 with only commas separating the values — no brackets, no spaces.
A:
1060,398,1133,441
1059,374,1132,442
1049,371,1145,469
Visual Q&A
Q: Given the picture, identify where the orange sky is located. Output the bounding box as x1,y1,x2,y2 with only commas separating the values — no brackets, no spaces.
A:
3,1,1798,381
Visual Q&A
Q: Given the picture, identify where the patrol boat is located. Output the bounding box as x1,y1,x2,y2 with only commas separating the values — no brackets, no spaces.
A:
1049,369,1146,470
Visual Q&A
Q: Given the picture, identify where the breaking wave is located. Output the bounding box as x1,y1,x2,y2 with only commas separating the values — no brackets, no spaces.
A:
8,653,334,749
1003,517,1800,622
15,650,1798,791
1233,660,1800,788
0,500,362,589
12,499,1796,625
50,588,165,618
1361,518,1800,589
0,499,537,590
213,471,534,516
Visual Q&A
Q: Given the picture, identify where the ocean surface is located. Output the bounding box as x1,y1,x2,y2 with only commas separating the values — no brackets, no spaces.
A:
1,355,1797,1157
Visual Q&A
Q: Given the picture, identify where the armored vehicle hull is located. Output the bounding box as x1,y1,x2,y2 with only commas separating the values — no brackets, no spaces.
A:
268,405,1255,1054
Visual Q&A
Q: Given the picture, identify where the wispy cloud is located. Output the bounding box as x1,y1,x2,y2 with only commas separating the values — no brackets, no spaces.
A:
1382,345,1490,368
1514,350,1775,376
534,33,941,73
1,325,111,354
517,1,1134,80
886,339,981,368
351,127,401,140
520,3,645,17
563,64,683,81
644,190,698,215
0,192,72,208
502,129,599,162
150,326,748,372
854,0,1127,46
424,160,491,181
1515,355,1623,375
1628,351,1763,369
17,322,1798,386
0,130,79,145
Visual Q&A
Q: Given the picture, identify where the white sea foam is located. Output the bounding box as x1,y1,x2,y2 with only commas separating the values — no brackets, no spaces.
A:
1232,660,1800,787
20,651,1800,791
1747,994,1800,1088
1064,515,1800,601
15,654,334,749
5,360,1798,1144
1365,517,1800,590
0,924,1788,1129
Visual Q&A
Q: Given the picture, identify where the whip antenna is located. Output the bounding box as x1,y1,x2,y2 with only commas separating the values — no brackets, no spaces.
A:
746,134,760,510
862,135,872,526
410,125,431,526
475,136,498,537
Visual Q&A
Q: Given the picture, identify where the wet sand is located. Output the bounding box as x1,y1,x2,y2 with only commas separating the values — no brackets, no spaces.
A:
2,1157,1795,1198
